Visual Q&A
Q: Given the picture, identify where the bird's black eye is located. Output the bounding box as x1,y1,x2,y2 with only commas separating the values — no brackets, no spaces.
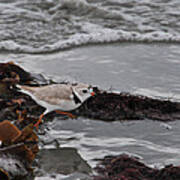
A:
82,89,88,93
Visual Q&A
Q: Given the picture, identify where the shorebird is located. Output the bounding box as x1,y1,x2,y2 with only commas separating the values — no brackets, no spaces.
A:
17,83,95,129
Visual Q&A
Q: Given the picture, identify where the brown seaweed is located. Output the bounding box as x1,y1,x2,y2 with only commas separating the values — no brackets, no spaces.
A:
0,61,32,84
0,121,38,179
94,154,180,180
75,91,180,121
0,120,21,144
0,143,34,180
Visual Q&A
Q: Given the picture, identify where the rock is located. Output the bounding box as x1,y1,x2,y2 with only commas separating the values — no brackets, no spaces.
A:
37,148,92,175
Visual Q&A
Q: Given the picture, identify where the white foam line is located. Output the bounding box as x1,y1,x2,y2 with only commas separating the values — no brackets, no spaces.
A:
1,29,180,53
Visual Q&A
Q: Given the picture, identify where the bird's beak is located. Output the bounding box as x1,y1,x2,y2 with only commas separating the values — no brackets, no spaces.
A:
91,92,95,96
89,88,95,96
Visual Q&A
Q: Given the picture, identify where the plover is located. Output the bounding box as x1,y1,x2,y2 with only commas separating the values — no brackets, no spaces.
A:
17,83,95,128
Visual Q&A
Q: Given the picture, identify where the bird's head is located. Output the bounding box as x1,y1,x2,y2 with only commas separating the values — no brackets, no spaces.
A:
72,83,95,103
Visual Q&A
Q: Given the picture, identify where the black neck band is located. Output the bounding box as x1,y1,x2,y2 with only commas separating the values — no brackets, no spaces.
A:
72,91,82,104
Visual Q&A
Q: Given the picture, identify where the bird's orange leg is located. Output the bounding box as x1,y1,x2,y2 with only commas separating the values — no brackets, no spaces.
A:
55,110,76,119
34,113,44,130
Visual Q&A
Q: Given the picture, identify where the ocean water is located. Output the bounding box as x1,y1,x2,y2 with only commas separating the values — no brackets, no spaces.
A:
1,0,180,180
1,0,180,53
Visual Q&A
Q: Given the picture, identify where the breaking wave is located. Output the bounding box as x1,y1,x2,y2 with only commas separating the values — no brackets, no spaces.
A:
0,0,180,53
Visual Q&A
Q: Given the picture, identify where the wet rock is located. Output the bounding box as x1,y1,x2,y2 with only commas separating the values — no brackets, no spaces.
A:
37,148,92,176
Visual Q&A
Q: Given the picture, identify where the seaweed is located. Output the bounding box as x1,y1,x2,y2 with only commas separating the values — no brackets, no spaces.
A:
93,154,180,180
75,91,180,121
0,121,38,180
